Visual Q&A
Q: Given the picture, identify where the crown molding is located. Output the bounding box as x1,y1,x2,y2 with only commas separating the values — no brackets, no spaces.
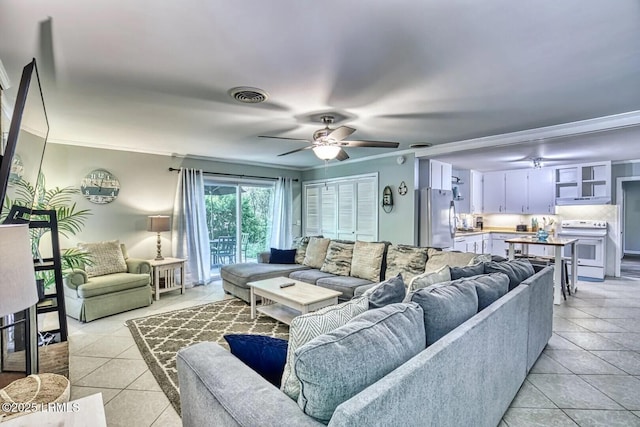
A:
414,110,640,158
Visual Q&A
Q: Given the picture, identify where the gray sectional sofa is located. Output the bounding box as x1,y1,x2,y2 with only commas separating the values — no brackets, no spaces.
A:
178,263,554,427
220,237,483,304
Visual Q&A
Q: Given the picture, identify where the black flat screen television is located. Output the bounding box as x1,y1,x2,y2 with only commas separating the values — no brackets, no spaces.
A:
0,59,49,223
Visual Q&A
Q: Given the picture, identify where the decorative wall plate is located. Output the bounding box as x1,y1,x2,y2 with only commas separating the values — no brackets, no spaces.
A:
398,181,408,196
81,169,120,204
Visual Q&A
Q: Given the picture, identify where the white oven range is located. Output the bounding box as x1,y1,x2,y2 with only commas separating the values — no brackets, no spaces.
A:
557,220,607,280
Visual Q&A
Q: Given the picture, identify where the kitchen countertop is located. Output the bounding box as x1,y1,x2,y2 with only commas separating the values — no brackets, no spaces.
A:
455,228,541,236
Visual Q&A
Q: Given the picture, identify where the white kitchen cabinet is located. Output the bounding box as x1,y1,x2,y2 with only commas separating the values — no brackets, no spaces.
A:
470,170,483,214
465,234,484,254
482,171,506,213
483,168,554,214
490,233,529,257
482,234,491,254
528,168,555,214
453,236,467,252
505,169,528,214
554,161,611,205
430,160,452,191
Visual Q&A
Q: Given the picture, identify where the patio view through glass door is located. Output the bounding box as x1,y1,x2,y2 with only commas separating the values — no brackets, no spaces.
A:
205,181,274,278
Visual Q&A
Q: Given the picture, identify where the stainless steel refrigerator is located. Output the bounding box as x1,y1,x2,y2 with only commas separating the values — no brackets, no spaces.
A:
418,188,456,248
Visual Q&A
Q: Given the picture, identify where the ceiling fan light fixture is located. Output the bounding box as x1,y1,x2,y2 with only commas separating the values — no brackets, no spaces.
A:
532,157,543,169
312,145,341,160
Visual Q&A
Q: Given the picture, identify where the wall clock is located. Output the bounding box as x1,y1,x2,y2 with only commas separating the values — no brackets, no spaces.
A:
81,169,120,204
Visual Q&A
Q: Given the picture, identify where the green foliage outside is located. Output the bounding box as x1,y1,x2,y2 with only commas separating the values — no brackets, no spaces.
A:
205,186,272,262
2,173,92,289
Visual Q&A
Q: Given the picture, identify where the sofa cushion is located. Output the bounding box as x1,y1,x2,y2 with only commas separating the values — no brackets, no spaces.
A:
424,251,477,273
409,281,479,346
223,334,288,387
288,269,335,284
363,273,406,309
484,259,535,290
294,302,425,422
294,236,323,265
281,296,369,401
303,237,331,269
270,248,297,264
408,265,451,292
450,262,485,280
320,241,354,276
221,263,309,288
315,276,373,301
76,272,150,298
384,245,429,283
350,241,386,282
469,272,510,310
78,240,128,278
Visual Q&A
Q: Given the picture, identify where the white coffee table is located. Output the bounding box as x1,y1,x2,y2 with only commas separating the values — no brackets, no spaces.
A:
249,277,342,325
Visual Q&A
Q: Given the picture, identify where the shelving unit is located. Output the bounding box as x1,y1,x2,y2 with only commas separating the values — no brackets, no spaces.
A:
4,206,68,345
554,161,611,205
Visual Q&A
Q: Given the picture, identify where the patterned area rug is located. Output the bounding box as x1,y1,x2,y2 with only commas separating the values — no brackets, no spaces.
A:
125,298,289,415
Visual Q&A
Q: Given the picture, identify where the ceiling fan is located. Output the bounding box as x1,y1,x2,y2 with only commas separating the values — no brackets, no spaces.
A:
259,115,399,161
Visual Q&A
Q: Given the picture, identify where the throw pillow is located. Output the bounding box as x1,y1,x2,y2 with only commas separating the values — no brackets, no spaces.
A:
350,241,386,281
384,245,429,283
469,273,510,310
223,334,288,387
302,237,331,269
78,240,127,278
424,251,477,273
484,259,535,290
293,236,322,265
449,262,485,280
408,265,451,292
280,296,369,401
363,273,406,309
294,302,425,422
320,241,354,276
270,248,297,264
409,282,479,346
470,253,492,264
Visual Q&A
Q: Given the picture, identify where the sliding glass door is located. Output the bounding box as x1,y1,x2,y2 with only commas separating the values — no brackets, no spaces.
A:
205,181,274,278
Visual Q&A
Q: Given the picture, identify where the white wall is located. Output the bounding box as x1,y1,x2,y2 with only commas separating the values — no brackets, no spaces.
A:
39,143,302,259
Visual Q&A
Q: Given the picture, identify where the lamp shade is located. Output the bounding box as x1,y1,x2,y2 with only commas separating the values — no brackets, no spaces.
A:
0,224,38,317
312,145,341,160
147,215,171,232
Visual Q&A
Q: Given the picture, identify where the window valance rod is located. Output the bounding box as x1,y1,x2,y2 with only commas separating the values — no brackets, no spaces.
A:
167,167,298,182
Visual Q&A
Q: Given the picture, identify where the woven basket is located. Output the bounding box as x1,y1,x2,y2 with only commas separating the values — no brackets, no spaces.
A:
0,373,70,421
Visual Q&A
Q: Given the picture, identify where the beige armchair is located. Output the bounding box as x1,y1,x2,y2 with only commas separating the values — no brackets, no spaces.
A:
63,241,152,322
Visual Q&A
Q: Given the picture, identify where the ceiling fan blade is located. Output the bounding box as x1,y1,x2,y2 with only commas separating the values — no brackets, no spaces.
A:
341,140,400,148
39,17,56,84
259,135,311,142
336,149,349,161
277,146,312,156
327,126,355,141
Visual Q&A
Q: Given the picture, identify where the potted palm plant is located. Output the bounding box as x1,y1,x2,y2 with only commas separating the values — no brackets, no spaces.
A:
2,173,92,295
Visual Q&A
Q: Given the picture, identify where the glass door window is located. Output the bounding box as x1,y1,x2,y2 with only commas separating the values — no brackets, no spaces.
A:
205,181,274,278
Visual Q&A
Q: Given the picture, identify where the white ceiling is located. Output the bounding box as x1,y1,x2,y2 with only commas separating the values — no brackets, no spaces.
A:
1,0,640,169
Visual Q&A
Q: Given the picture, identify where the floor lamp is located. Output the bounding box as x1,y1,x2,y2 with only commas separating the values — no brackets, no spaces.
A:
0,224,39,375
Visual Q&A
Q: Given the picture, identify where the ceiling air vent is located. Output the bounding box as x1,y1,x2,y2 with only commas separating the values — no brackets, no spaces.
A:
228,87,269,104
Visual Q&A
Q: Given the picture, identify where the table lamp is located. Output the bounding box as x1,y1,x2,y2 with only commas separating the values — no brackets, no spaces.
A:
0,224,39,374
147,215,171,260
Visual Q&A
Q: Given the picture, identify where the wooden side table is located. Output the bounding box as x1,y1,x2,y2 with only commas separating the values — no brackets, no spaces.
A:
147,258,187,301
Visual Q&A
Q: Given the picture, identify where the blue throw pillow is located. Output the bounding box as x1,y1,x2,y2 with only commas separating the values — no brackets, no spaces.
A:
365,273,406,309
270,248,297,264
223,334,288,387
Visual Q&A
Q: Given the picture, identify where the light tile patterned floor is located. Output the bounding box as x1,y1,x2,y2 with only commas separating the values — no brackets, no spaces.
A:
65,282,230,427
504,276,640,426
59,277,640,426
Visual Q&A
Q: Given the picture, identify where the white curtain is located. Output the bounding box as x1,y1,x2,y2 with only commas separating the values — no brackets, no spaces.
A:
270,177,293,249
172,168,211,286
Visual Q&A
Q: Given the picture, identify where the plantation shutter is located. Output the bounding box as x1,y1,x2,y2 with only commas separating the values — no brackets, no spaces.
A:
302,174,378,241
